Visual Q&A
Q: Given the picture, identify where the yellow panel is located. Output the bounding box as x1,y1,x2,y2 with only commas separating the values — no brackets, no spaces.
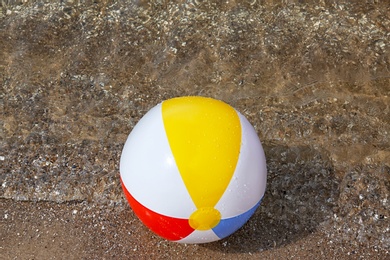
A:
162,96,241,209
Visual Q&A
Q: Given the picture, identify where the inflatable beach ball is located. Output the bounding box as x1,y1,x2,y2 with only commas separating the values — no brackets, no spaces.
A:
120,96,267,243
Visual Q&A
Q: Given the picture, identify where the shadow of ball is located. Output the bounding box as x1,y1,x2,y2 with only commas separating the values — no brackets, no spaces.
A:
203,144,340,252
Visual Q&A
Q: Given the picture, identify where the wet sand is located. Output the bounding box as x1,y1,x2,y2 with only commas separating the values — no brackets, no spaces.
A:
1,0,389,259
1,199,388,259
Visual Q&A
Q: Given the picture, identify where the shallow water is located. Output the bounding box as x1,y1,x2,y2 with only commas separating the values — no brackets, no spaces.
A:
1,0,389,251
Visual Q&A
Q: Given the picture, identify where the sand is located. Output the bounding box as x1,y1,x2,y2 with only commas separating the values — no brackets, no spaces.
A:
1,0,389,259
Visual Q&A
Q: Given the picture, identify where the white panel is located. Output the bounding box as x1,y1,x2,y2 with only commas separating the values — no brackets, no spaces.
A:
215,112,267,217
120,103,196,218
177,230,220,244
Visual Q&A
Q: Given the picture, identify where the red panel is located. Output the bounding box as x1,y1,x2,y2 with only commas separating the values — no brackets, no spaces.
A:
121,179,194,241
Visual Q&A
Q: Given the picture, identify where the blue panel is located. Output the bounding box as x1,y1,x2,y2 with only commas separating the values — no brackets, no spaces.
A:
212,198,263,239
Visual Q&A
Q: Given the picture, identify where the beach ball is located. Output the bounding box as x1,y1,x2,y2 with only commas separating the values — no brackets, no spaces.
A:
120,96,267,243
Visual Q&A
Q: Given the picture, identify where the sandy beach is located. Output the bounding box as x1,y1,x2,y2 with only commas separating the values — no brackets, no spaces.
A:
1,0,389,259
